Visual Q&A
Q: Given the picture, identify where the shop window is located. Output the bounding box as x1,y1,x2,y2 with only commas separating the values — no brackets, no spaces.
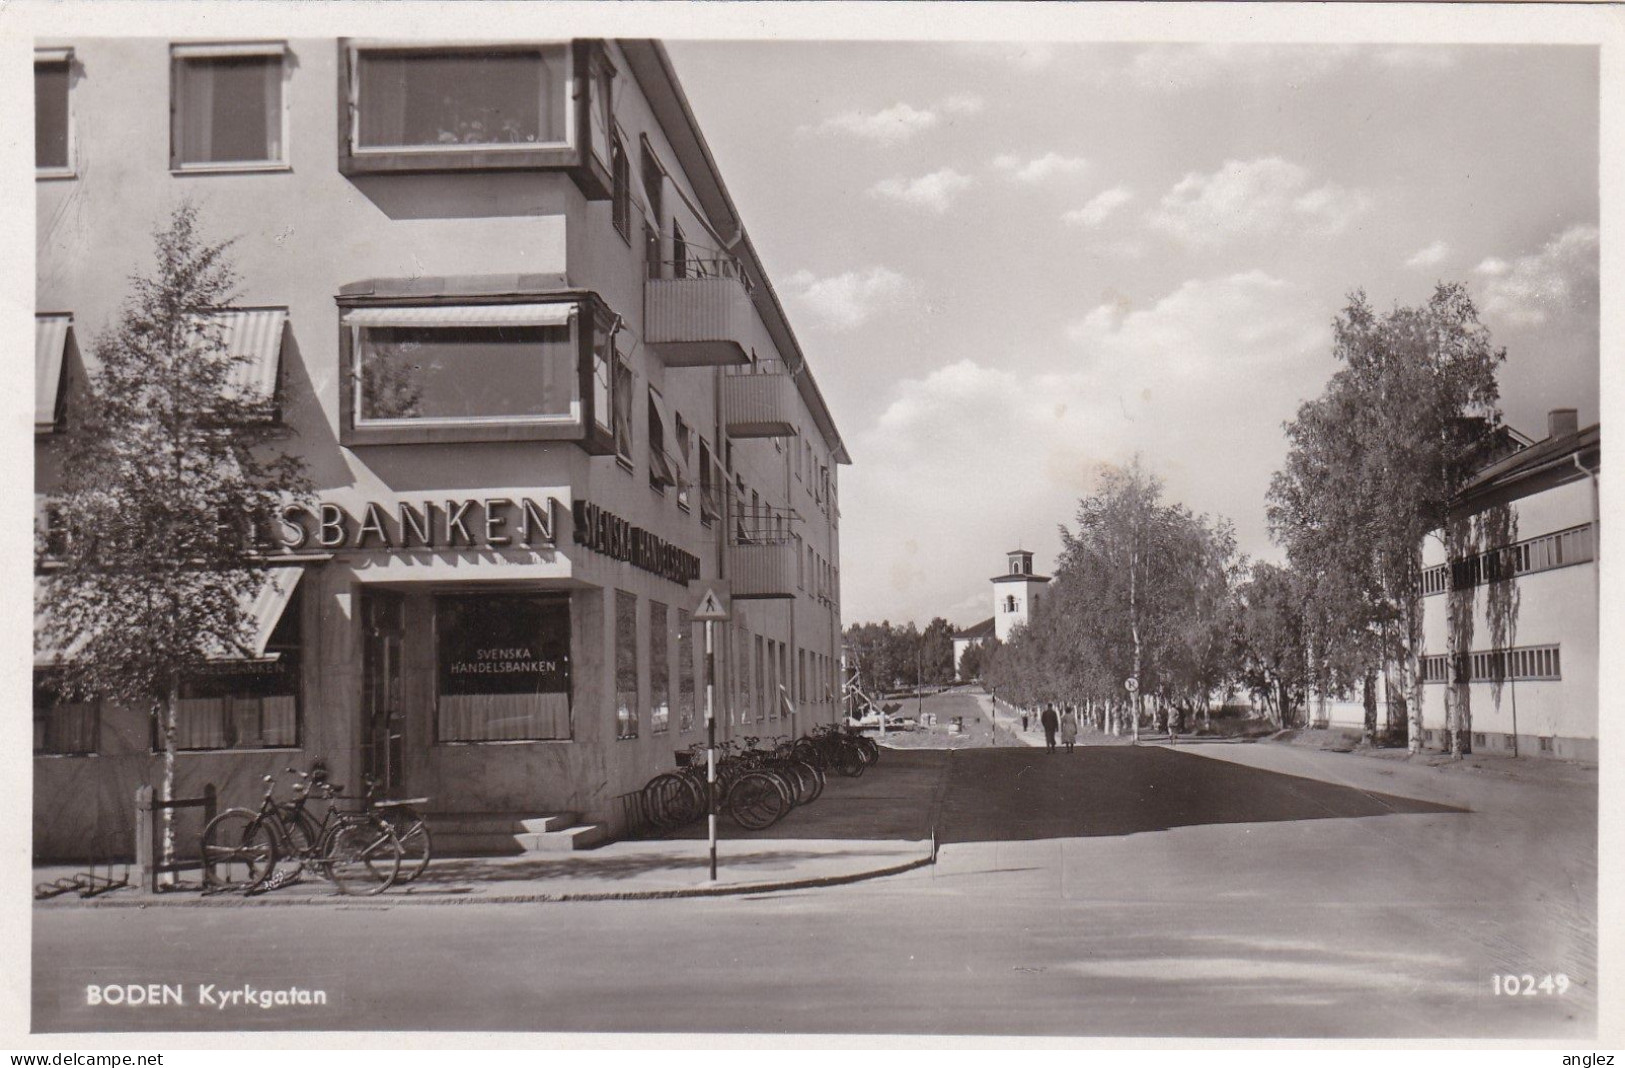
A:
755,635,766,722
676,608,695,733
734,625,750,727
174,585,303,751
435,593,570,743
615,589,639,739
171,44,288,170
650,600,670,734
33,671,98,756
35,50,72,176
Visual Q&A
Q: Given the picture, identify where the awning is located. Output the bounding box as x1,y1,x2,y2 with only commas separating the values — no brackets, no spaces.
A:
35,315,71,433
341,303,577,328
34,567,305,668
209,308,287,406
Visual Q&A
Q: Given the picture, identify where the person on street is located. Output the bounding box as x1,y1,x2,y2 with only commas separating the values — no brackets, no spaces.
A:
1060,706,1079,753
1040,703,1059,753
1021,711,1030,732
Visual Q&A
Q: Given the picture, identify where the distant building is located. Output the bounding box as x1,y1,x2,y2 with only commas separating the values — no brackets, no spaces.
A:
1321,408,1599,760
952,549,1051,679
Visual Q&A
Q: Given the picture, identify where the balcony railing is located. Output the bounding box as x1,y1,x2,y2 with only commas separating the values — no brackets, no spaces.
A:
721,362,799,438
645,273,755,368
727,537,798,599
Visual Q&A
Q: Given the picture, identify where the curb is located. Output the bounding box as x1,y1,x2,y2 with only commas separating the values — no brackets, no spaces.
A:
33,852,935,909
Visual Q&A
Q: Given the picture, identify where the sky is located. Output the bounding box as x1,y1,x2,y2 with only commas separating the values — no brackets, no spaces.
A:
666,41,1601,630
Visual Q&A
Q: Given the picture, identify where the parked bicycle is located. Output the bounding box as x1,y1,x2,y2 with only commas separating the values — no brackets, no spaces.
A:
640,728,853,835
199,764,404,896
359,776,433,884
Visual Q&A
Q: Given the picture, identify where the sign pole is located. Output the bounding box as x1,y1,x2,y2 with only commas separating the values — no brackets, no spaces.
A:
705,620,718,882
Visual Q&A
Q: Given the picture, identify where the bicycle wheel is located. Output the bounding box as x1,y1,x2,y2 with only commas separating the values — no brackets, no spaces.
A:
727,771,789,831
199,809,277,892
643,773,691,832
389,813,432,883
320,817,402,896
833,740,866,778
268,807,320,886
855,735,880,765
794,758,826,804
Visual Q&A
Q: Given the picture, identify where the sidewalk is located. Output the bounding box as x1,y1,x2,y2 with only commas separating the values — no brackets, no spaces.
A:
32,750,950,908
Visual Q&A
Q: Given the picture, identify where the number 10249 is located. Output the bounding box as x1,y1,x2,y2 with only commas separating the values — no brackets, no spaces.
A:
1492,973,1570,996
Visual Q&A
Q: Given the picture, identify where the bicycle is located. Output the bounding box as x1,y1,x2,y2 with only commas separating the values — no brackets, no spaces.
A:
358,776,433,884
199,765,404,896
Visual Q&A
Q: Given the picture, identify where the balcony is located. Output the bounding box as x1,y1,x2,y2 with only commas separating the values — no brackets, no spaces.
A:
644,276,755,368
720,364,799,438
727,538,798,599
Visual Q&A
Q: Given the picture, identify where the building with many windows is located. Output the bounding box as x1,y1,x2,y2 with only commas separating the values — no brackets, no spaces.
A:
1318,408,1598,761
32,38,848,858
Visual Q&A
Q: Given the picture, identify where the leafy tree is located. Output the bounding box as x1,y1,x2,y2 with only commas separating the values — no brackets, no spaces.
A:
1268,284,1505,754
38,204,310,866
1235,562,1309,727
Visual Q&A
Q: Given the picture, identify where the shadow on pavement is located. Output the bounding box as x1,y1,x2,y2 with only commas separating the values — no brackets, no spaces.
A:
937,745,1465,844
410,847,912,885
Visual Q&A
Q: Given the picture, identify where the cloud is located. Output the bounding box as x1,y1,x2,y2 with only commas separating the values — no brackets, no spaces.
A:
1064,186,1135,228
1474,224,1599,328
783,266,913,332
993,152,1090,183
816,102,939,144
869,168,974,214
1148,157,1373,247
1405,240,1451,269
840,270,1331,626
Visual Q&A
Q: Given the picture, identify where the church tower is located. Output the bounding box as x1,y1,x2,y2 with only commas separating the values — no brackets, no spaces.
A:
991,549,1050,642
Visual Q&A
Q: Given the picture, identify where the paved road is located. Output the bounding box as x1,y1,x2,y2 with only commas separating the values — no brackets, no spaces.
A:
33,699,1595,1038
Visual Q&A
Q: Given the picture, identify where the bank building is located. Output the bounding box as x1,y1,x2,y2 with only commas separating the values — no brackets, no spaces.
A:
32,38,849,858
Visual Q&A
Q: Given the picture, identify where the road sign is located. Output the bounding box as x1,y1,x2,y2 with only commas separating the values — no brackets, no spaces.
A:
692,580,732,622
1124,676,1139,692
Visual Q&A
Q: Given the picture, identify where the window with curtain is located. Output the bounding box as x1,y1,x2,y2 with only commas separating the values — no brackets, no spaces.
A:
615,590,639,740
355,48,567,150
613,357,635,466
676,608,695,732
356,323,578,426
33,671,98,756
650,600,670,734
35,57,70,172
174,585,302,751
436,594,571,742
173,52,285,167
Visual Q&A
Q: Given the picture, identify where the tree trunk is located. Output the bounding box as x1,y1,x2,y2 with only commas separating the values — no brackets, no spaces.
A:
1361,671,1377,747
161,676,179,881
1405,582,1425,755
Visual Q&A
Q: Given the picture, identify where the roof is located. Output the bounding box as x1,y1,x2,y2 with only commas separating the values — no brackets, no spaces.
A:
991,572,1051,584
954,617,996,640
1453,421,1599,516
618,40,850,466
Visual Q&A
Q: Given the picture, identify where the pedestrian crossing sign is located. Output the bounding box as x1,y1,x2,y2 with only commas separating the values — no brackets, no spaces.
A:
692,580,732,621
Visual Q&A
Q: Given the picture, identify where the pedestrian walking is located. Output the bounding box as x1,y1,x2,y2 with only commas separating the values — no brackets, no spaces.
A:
1021,712,1030,732
1060,706,1078,752
1040,704,1059,753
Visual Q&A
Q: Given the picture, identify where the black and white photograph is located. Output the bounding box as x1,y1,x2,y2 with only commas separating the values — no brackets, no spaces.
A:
6,0,1620,1053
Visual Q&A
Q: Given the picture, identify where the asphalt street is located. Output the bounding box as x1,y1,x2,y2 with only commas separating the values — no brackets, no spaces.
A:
33,693,1596,1038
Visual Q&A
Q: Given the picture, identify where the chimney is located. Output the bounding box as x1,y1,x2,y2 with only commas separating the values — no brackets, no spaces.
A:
1548,408,1579,440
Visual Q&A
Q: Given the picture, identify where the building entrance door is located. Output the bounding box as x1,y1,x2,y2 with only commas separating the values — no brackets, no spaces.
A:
362,591,406,797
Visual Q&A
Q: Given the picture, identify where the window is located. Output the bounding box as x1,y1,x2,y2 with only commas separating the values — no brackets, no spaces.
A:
354,45,568,152
755,635,766,721
1421,644,1561,684
615,590,639,739
1005,595,1017,613
672,221,688,279
171,44,288,170
650,600,670,734
674,414,693,511
778,642,789,717
734,625,750,727
613,354,634,466
699,438,721,523
175,585,303,751
33,671,98,756
648,387,675,492
676,609,695,732
35,50,72,176
435,594,571,742
641,140,664,223
610,132,631,241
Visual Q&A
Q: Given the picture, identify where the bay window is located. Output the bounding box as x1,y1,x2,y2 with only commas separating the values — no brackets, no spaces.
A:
171,42,289,170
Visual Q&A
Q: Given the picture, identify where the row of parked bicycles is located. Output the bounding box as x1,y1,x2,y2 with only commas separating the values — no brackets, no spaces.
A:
198,763,432,896
640,724,881,833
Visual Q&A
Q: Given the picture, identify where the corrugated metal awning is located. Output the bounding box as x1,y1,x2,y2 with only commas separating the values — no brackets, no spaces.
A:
35,567,305,668
211,308,287,405
341,303,577,328
35,315,71,433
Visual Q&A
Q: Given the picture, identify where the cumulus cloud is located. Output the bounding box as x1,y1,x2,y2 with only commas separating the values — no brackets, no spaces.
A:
1473,224,1599,328
1064,186,1135,228
783,266,913,332
816,102,939,144
840,270,1331,625
869,168,975,214
993,152,1090,183
1148,157,1373,247
1405,240,1451,269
